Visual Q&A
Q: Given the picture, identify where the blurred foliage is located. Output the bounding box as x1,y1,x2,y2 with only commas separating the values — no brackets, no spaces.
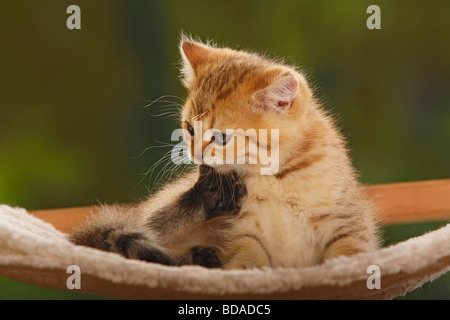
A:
0,276,112,300
0,0,449,299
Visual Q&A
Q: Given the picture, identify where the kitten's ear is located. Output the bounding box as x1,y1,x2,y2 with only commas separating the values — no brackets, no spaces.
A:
254,72,300,113
180,38,211,87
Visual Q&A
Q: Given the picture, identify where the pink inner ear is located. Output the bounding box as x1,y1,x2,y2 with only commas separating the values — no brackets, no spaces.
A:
278,100,290,108
257,74,299,112
279,76,299,109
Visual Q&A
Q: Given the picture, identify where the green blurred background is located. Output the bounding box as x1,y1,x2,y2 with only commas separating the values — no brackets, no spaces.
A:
0,0,449,299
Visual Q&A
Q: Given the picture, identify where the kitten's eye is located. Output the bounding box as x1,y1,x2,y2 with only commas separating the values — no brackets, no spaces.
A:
213,131,232,146
186,122,195,136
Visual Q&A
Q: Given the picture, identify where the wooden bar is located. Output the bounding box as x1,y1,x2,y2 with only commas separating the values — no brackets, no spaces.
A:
30,179,450,233
30,206,95,233
369,179,450,225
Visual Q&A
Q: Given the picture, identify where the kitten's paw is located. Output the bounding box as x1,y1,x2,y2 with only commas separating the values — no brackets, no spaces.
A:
190,246,222,268
203,182,246,218
197,166,247,219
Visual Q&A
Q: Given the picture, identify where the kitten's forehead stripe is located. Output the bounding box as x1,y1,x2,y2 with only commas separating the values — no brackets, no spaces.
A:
187,53,269,121
196,59,258,108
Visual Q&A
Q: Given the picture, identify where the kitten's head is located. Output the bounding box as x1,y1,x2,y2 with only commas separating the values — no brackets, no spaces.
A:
179,37,315,176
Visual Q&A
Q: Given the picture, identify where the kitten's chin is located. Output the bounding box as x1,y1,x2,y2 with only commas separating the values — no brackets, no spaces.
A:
202,163,227,173
202,163,242,175
212,164,261,179
204,161,283,177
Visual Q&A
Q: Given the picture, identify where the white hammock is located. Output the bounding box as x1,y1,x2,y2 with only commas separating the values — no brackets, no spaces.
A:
0,204,449,299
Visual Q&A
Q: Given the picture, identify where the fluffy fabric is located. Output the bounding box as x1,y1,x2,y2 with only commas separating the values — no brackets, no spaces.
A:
0,204,449,299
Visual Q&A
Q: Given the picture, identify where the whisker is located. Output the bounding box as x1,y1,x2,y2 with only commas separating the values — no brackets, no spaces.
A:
153,102,183,110
191,110,208,122
155,108,182,116
139,95,185,108
148,107,180,115
165,159,192,184
153,154,180,188
133,140,177,159
134,149,174,189
146,111,180,120
133,145,173,159
224,171,234,206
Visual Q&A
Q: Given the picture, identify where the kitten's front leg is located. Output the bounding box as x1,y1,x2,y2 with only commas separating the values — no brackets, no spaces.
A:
148,165,246,240
316,216,378,263
222,232,273,270
322,233,374,261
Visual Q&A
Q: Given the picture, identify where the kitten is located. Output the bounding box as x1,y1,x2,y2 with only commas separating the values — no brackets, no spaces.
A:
70,37,380,269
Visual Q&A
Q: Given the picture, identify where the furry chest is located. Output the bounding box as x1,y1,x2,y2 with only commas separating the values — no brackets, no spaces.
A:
235,198,318,268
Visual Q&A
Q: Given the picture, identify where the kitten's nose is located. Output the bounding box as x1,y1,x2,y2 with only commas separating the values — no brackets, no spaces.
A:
190,143,202,164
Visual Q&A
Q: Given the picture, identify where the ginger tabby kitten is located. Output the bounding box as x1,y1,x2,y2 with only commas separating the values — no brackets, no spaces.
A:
70,37,380,269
